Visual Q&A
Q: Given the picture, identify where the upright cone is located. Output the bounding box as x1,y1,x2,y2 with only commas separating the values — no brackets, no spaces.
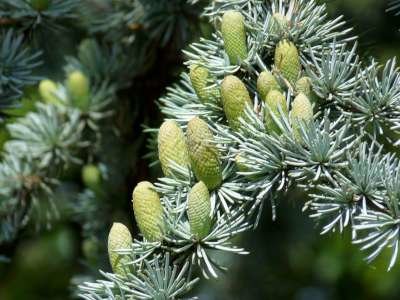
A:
158,120,190,176
295,76,318,104
221,11,248,65
264,90,288,133
39,80,62,106
270,13,290,36
108,222,132,275
67,70,90,111
290,93,313,139
132,181,164,241
189,65,219,103
187,181,212,240
257,71,281,101
221,75,252,130
82,164,102,191
274,40,301,84
187,117,222,190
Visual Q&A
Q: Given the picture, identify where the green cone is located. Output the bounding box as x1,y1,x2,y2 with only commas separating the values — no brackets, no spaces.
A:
108,222,132,275
274,40,301,84
187,117,222,190
270,13,289,36
82,164,102,191
221,11,248,65
295,76,318,104
132,181,164,241
39,80,62,106
221,75,252,130
290,93,313,139
189,65,219,103
158,120,190,177
257,71,281,101
187,181,212,240
67,70,90,111
30,0,51,11
235,153,249,172
264,90,288,133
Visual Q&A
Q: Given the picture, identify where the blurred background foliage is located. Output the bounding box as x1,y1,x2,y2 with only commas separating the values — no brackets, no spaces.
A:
1,0,400,299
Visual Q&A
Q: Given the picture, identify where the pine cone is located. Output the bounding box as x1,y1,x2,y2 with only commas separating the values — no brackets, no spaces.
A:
39,80,61,106
30,0,51,11
189,65,219,103
187,181,212,240
257,71,281,101
264,90,288,133
187,117,222,190
295,76,318,104
82,164,102,191
221,75,252,130
132,181,164,241
274,40,301,84
270,13,289,36
158,120,190,177
107,222,132,276
221,11,248,65
290,93,313,139
67,71,90,111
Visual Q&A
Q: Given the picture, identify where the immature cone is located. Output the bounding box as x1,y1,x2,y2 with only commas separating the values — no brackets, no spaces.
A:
189,65,219,103
257,71,281,101
295,76,318,104
221,75,252,130
274,40,301,84
30,0,51,11
290,93,313,139
108,222,132,275
39,80,61,106
187,181,212,240
67,70,90,111
132,181,164,241
158,120,190,176
187,117,222,190
235,153,249,172
270,13,290,36
221,11,248,65
264,90,288,134
82,164,102,191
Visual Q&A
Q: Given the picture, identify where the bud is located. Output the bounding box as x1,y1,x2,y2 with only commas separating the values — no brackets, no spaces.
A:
274,40,301,84
39,79,62,106
108,223,132,275
187,117,222,190
290,93,313,139
295,76,318,104
189,65,219,103
30,0,51,11
264,90,288,134
235,153,248,172
132,181,164,241
158,120,190,176
270,13,290,36
221,11,248,65
66,71,90,111
221,75,252,130
257,71,281,101
187,181,212,240
82,164,102,190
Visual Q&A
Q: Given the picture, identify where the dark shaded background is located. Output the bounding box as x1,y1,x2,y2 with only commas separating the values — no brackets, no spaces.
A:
1,1,400,299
